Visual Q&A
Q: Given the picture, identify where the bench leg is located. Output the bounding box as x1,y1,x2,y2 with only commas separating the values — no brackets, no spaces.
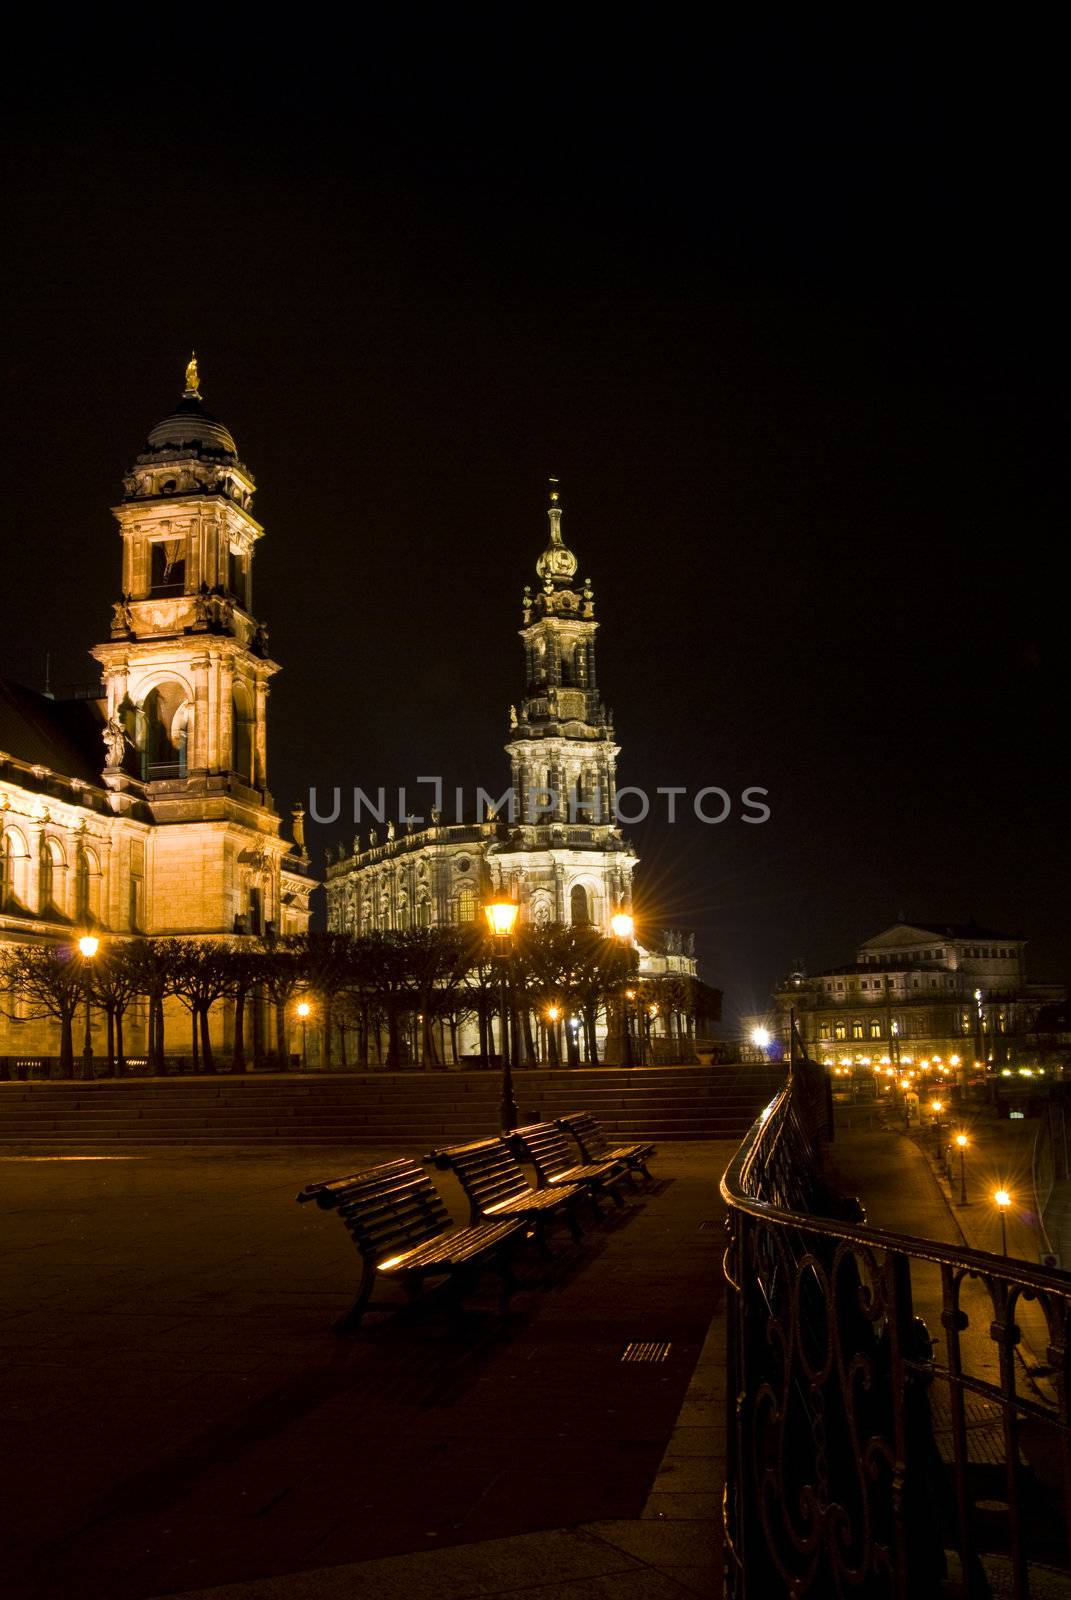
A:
605,1180,626,1210
336,1262,375,1333
566,1201,583,1242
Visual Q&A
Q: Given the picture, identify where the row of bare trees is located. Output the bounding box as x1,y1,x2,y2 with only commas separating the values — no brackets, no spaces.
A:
0,926,720,1077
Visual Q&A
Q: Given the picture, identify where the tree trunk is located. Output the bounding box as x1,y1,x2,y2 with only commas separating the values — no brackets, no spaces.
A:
232,989,247,1073
199,1004,214,1072
58,1012,74,1078
521,1007,536,1067
584,1005,600,1066
154,996,166,1074
478,1003,489,1064
116,1007,125,1077
275,999,287,1066
358,1005,369,1067
421,1006,441,1067
385,1006,402,1069
191,1005,200,1071
106,1008,115,1076
448,1018,458,1066
322,995,334,1069
547,1019,560,1068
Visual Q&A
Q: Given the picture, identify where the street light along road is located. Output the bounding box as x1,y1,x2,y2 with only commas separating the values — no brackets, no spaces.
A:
484,896,520,1130
78,934,99,1081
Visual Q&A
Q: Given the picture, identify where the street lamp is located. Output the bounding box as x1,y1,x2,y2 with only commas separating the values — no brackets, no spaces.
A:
545,1004,561,1068
484,896,520,1130
994,1188,1011,1257
955,1133,969,1206
611,911,635,1067
296,1000,311,1072
750,1026,771,1061
77,934,99,1081
930,1099,944,1163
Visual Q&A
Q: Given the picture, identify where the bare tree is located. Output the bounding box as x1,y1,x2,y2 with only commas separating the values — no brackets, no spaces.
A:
0,942,84,1077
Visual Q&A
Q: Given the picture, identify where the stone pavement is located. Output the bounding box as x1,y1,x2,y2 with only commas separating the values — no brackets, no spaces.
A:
0,1141,728,1600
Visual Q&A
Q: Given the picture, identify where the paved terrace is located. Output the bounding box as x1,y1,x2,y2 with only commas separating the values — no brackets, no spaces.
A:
0,1142,726,1600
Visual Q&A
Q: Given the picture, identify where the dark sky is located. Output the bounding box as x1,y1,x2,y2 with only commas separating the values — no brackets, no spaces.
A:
0,18,1065,1017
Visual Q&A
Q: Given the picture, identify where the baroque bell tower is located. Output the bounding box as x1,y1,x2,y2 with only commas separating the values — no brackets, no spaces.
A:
506,480,618,824
90,358,305,936
491,481,635,933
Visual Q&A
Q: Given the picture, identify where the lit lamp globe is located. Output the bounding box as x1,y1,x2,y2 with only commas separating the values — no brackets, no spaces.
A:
78,935,100,960
296,1001,311,1020
484,899,519,939
546,1005,560,1023
750,1027,771,1051
610,911,635,940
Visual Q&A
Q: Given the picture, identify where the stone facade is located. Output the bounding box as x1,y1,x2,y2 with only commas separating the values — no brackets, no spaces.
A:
0,362,313,1059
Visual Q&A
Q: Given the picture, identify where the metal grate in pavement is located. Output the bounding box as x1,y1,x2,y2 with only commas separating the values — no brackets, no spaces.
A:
621,1341,672,1363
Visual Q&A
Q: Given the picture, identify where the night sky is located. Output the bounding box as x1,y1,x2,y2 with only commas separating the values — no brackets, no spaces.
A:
0,20,1064,1019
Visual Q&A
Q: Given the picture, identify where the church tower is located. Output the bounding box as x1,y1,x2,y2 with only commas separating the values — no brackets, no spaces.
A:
492,482,635,931
507,480,618,827
90,358,308,936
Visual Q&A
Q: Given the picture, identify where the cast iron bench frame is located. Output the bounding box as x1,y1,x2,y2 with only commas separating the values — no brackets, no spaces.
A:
428,1136,585,1249
510,1122,628,1209
556,1112,656,1183
297,1156,527,1331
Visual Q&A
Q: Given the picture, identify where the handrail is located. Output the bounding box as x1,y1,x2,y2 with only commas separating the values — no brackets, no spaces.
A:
723,1091,1071,1294
720,1077,1071,1599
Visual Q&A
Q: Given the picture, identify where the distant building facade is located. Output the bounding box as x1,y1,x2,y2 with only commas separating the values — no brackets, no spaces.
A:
774,921,1064,1073
0,361,313,1059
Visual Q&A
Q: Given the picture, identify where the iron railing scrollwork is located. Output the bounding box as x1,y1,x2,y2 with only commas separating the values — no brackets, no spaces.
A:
722,1069,1071,1598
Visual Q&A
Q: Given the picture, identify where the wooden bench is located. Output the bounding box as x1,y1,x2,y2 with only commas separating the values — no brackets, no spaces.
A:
510,1122,628,1209
297,1157,527,1330
429,1137,585,1250
557,1112,656,1183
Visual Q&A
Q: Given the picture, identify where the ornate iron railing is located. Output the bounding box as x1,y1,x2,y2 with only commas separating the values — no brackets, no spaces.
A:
721,1069,1071,1598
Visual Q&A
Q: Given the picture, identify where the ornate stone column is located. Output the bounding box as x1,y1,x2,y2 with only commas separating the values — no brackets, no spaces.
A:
254,678,269,790
26,813,44,917
218,658,235,775
191,655,210,773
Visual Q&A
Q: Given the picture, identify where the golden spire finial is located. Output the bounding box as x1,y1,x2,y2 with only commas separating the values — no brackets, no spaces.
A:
548,475,560,504
184,351,200,396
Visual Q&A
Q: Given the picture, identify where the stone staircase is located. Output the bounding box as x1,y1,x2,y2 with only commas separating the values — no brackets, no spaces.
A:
0,1064,786,1150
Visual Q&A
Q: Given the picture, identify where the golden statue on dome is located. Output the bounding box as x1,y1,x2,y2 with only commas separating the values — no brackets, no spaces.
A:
184,352,200,395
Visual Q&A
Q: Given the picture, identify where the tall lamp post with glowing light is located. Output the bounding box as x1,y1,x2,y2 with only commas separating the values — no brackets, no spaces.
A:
610,910,635,1067
78,934,99,1081
485,896,520,1130
296,1000,311,1072
955,1133,969,1206
930,1099,944,1164
995,1189,1011,1257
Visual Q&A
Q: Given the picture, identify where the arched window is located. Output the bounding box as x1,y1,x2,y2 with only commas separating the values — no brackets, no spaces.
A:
456,887,477,924
1,826,28,909
41,837,65,916
75,847,102,925
570,884,590,925
140,681,191,780
232,684,255,784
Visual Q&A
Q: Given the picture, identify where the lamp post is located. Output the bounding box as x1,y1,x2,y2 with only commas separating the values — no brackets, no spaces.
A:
78,934,99,1081
484,896,520,1131
955,1133,969,1206
545,1004,561,1068
995,1188,1011,1257
931,1099,944,1163
610,910,635,1067
296,1000,311,1072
